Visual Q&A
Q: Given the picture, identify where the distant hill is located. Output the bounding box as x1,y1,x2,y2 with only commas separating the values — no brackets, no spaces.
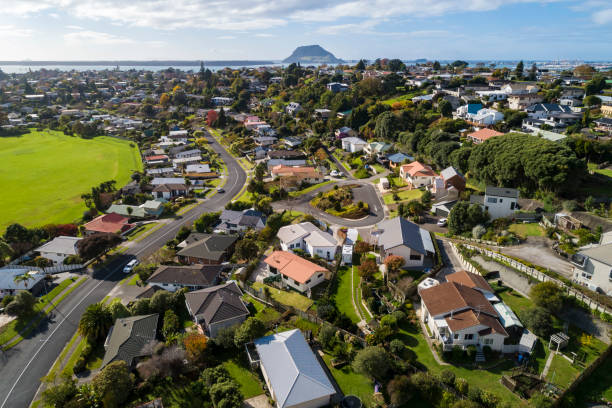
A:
283,45,344,64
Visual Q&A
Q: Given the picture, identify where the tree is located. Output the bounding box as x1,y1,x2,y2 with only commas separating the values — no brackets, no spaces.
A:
530,392,554,408
92,361,133,408
194,211,220,233
530,281,564,313
183,332,208,363
374,111,397,141
358,258,378,281
210,380,243,408
78,302,112,341
448,202,488,235
389,338,405,355
433,61,441,71
254,162,267,182
234,238,259,261
514,60,524,78
583,95,601,107
521,307,553,337
234,317,266,347
352,346,391,380
384,255,404,276
318,325,337,350
159,93,170,106
5,291,36,317
41,373,78,408
130,298,150,315
108,301,131,320
77,233,122,260
163,309,180,338
213,325,238,349
387,375,414,406
355,59,366,70
438,99,452,117
150,290,173,314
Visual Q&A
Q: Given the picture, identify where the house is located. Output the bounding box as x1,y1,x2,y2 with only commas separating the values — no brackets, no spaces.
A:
431,200,458,217
526,103,574,119
185,164,211,174
152,183,188,200
364,141,392,155
168,129,189,139
386,152,413,168
470,186,519,219
466,128,504,144
594,117,612,133
144,154,170,165
211,97,234,106
314,109,332,120
375,217,435,267
502,83,540,95
572,242,612,296
266,159,307,170
253,329,336,408
264,251,330,293
254,136,278,146
101,314,159,369
334,126,355,139
215,209,267,234
601,105,612,118
0,268,45,299
106,200,164,219
341,137,367,153
83,213,133,236
277,222,337,261
185,281,249,338
420,274,508,352
176,233,238,265
471,108,504,126
35,236,82,264
326,82,349,92
446,270,497,300
454,103,483,121
507,93,544,110
430,166,465,200
284,137,303,148
399,161,437,187
174,149,201,159
147,265,222,292
286,102,302,116
271,165,324,186
267,150,306,160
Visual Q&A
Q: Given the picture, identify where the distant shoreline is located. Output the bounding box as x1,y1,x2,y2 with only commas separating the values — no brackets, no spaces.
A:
0,60,276,67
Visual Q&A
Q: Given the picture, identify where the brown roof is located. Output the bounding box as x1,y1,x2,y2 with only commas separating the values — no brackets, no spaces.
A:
446,270,493,294
445,309,508,336
152,183,187,192
467,128,503,142
148,265,222,287
184,281,249,326
419,281,497,317
400,161,437,178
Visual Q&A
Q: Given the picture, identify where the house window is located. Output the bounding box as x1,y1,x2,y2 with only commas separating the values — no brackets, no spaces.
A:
464,334,474,340
306,279,311,284
511,202,516,210
453,334,459,340
410,254,421,260
487,197,497,204
499,199,503,203
317,273,323,278
483,338,494,345
293,279,300,285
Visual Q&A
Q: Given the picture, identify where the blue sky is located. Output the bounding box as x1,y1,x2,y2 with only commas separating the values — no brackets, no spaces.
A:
0,0,611,61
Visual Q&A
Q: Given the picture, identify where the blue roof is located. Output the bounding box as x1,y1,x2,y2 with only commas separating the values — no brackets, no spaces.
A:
255,330,335,408
467,103,483,115
387,152,413,163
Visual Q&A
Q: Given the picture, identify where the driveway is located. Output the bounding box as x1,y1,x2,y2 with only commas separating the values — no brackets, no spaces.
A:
499,237,574,278
243,395,271,408
435,239,464,281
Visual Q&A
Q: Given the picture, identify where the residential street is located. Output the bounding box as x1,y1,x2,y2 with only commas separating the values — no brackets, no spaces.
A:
0,130,247,408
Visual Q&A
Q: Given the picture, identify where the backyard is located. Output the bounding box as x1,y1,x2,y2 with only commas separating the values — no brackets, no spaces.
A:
334,267,361,324
0,129,142,230
251,282,314,311
382,188,424,204
508,223,544,239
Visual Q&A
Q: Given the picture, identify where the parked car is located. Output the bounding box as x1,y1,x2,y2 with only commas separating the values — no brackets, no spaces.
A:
437,218,447,227
216,187,225,193
123,259,139,273
330,170,340,177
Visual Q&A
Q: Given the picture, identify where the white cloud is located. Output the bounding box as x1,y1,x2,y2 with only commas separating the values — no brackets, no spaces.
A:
255,33,274,37
3,0,565,31
217,35,237,40
65,25,84,30
0,25,34,38
64,30,134,44
593,8,612,24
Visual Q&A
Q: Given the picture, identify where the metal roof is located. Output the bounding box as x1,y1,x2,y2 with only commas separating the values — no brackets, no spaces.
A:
102,314,159,368
493,302,523,328
255,330,336,408
376,217,434,254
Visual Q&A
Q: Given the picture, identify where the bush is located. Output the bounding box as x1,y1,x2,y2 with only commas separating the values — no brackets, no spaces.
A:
530,281,564,313
389,339,405,355
466,345,477,359
318,325,337,350
352,346,391,380
73,356,87,373
521,307,553,337
387,375,414,405
439,369,456,386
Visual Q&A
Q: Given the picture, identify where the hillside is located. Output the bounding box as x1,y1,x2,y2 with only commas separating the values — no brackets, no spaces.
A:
283,45,344,64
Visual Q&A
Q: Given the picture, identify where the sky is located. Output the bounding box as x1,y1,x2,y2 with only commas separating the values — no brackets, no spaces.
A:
0,0,611,61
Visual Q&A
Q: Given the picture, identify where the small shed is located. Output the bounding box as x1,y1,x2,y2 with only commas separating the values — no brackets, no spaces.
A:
342,245,353,264
519,330,538,354
379,177,390,190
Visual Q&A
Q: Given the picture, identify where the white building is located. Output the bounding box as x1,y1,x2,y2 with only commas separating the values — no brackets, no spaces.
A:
341,137,367,153
263,251,330,293
470,186,519,220
277,222,337,261
35,236,82,264
471,108,504,126
572,241,612,296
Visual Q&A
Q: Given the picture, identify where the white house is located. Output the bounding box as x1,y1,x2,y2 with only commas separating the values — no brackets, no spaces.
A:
375,217,434,267
264,251,330,293
341,137,367,153
254,330,336,408
470,186,519,220
286,102,302,116
277,222,337,261
572,242,612,296
399,161,437,188
471,108,504,126
420,271,509,352
35,236,82,264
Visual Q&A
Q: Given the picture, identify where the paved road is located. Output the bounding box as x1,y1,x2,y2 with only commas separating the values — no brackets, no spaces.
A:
0,130,247,408
272,179,385,227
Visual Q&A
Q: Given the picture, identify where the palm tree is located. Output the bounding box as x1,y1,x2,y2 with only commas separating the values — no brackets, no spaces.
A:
13,273,35,289
78,303,112,340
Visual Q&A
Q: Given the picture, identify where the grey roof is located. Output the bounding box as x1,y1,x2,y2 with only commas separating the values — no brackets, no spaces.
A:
376,217,434,254
254,329,336,408
579,243,612,266
184,281,249,326
102,314,159,368
0,268,45,290
219,209,266,230
440,166,463,181
36,236,81,255
485,186,519,199
147,265,222,287
176,233,238,261
470,195,485,205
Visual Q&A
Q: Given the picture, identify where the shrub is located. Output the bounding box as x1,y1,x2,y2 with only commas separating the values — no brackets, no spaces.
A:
389,339,405,355
466,345,477,359
455,377,469,395
439,369,456,386
352,346,391,380
387,375,414,405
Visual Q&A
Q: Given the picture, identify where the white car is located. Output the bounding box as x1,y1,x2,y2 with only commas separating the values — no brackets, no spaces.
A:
123,259,139,273
437,218,448,227
330,170,340,177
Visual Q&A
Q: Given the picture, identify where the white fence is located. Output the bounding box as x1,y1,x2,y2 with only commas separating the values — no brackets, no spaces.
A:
451,242,611,315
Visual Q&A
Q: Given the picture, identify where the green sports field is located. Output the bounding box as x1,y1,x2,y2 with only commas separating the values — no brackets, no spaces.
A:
0,129,142,230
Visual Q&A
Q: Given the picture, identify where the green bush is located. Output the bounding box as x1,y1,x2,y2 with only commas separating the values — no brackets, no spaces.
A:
466,345,477,359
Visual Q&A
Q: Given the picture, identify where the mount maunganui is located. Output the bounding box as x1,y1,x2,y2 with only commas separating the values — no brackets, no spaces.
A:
283,45,344,64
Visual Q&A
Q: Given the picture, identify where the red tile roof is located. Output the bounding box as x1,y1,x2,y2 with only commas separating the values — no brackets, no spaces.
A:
264,251,328,284
84,213,132,234
400,161,437,178
446,270,494,294
467,128,503,142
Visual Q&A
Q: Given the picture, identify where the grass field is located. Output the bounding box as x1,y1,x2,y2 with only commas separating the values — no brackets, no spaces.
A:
382,189,423,204
0,129,142,230
508,223,544,238
334,267,361,324
252,282,313,311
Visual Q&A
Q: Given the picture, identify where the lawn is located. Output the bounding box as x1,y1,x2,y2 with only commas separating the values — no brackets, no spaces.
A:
125,222,160,241
322,353,377,408
546,354,580,389
223,360,264,399
588,162,612,178
371,163,386,174
0,129,142,230
382,189,423,204
289,180,334,197
387,175,407,187
252,282,314,311
572,351,612,405
508,223,544,239
334,267,361,324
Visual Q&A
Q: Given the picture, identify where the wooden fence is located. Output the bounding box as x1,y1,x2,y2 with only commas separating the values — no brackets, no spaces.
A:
452,242,611,315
